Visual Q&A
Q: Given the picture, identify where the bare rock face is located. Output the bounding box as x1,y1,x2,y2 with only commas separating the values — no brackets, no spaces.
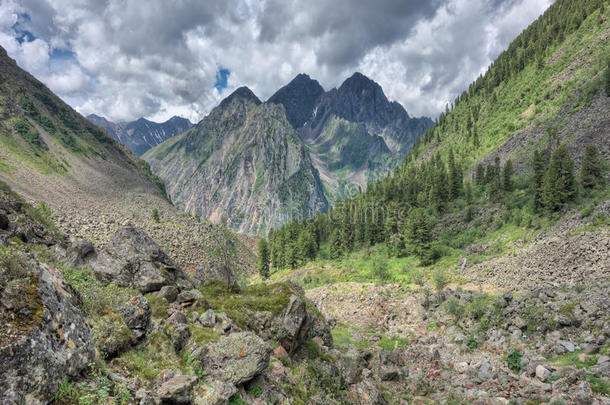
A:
87,226,192,293
144,88,328,236
0,259,94,404
196,332,271,385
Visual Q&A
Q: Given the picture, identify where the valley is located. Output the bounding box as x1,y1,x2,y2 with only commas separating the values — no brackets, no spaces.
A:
0,0,609,404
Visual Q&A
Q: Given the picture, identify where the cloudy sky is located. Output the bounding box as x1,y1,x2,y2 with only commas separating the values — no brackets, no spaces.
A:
0,0,552,123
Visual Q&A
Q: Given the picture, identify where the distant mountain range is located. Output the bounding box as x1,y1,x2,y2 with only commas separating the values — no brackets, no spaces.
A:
86,114,192,156
144,73,433,234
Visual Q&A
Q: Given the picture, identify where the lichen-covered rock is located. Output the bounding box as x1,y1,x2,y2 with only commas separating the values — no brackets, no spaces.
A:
193,380,237,405
343,379,387,405
120,295,152,338
90,226,191,293
197,332,271,385
156,374,198,404
0,260,94,404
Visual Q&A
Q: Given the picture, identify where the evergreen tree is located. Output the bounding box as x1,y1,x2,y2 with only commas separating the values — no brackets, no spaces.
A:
605,57,610,96
464,180,473,204
329,229,343,259
297,230,317,264
580,144,606,190
405,208,435,265
257,238,270,278
475,164,485,185
532,149,547,211
448,149,462,200
502,159,514,192
542,144,576,211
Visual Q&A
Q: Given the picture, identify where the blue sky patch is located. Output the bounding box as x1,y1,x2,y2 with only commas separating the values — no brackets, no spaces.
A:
214,68,230,92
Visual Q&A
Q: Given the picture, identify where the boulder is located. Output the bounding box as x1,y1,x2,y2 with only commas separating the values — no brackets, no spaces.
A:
200,308,216,327
65,239,96,268
156,374,198,404
193,380,237,405
176,289,204,306
535,365,550,382
0,260,94,404
91,227,190,293
343,379,387,405
158,285,179,302
119,295,152,338
197,332,271,385
337,347,362,385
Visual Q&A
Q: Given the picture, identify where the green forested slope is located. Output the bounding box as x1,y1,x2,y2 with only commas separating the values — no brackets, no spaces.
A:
264,0,610,274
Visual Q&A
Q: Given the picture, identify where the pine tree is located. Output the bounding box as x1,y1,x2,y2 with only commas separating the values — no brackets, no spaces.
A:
542,144,576,212
502,159,514,192
464,180,473,204
604,58,610,97
448,149,462,200
580,144,606,190
257,238,270,279
532,149,547,212
329,229,342,259
405,208,435,265
475,164,485,185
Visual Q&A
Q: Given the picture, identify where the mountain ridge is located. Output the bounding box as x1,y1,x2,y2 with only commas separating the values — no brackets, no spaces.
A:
86,113,193,156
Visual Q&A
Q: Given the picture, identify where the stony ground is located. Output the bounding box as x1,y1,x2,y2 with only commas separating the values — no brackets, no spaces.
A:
305,281,610,404
1,143,256,274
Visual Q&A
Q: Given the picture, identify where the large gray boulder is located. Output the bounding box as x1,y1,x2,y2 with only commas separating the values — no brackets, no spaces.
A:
0,259,94,404
196,332,271,385
90,227,191,293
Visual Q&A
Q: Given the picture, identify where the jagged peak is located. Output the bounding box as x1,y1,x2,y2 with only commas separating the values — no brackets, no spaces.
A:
338,72,384,96
219,86,262,108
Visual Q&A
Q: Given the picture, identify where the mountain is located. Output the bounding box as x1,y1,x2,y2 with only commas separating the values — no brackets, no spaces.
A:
143,87,328,235
267,73,325,128
145,74,432,234
269,0,610,276
86,114,192,156
0,45,254,273
269,72,433,202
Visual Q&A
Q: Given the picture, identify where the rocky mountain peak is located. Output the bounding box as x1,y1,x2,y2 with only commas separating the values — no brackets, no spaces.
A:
219,86,262,108
268,73,325,129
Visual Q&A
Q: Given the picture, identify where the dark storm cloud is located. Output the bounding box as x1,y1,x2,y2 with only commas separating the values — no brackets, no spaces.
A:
258,0,440,67
0,0,552,122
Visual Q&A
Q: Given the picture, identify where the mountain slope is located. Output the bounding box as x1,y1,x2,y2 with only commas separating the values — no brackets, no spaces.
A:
0,45,254,271
87,114,192,156
268,0,609,286
143,87,328,235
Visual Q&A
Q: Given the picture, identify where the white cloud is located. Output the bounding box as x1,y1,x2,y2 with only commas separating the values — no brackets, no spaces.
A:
0,0,553,123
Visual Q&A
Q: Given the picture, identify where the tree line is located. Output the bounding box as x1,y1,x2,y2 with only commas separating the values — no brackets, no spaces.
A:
258,142,606,276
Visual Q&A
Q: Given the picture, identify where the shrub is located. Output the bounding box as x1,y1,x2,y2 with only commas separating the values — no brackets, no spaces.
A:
507,349,523,372
404,265,425,286
152,208,160,222
432,268,450,291
371,253,392,282
446,297,466,320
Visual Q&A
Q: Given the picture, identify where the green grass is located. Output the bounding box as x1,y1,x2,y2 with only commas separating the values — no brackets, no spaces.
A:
547,351,598,369
199,280,294,329
331,323,408,351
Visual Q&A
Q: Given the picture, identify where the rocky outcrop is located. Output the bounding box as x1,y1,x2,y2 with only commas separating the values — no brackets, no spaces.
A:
0,259,94,404
195,332,271,385
82,226,192,293
120,295,152,338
